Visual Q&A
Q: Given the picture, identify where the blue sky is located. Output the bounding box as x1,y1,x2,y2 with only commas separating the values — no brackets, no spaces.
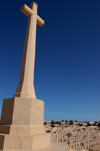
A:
0,0,100,121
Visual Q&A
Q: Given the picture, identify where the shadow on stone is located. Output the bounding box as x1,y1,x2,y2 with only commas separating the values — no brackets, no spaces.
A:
0,98,14,125
0,135,4,150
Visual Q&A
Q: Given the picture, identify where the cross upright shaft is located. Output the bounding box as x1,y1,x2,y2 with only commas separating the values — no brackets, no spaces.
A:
14,2,44,98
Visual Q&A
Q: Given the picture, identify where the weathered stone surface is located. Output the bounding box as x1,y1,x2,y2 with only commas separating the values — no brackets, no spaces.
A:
0,97,44,126
0,133,50,150
14,2,44,99
0,125,45,135
0,97,50,150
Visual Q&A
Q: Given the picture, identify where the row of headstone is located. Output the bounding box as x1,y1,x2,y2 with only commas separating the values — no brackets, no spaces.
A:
51,133,67,142
51,131,100,150
69,138,100,149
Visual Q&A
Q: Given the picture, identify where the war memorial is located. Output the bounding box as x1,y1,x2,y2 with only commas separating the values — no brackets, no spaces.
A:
0,1,100,151
0,2,50,151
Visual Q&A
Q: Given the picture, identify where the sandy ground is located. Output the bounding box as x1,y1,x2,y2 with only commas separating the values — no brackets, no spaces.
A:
0,143,99,151
37,142,70,151
90,144,100,151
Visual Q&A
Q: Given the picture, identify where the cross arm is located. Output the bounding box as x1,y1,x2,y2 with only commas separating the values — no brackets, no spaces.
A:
21,3,45,27
37,15,45,27
21,4,33,17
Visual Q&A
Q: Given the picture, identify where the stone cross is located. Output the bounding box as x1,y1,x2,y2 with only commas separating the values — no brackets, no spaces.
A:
14,2,44,98
0,2,51,150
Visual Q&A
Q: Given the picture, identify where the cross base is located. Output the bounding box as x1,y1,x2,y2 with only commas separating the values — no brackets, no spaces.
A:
0,125,45,135
0,133,50,150
0,97,50,150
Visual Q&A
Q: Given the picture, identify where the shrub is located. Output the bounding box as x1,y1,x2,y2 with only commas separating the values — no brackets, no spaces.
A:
44,122,47,125
67,132,72,138
88,149,94,151
98,123,100,127
46,130,51,133
51,124,55,127
55,121,61,126
78,123,83,126
92,123,96,126
81,142,84,147
77,129,80,132
87,123,91,126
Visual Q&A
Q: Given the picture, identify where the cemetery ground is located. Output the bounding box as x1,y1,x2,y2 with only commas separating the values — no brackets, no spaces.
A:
44,120,100,151
91,144,100,151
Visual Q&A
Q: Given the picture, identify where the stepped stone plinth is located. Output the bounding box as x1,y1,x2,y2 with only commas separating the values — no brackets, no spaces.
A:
0,97,50,150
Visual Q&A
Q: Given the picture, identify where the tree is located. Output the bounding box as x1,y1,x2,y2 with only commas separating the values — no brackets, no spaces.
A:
51,120,55,125
69,120,73,125
65,120,68,124
98,123,100,126
51,120,55,127
98,123,100,129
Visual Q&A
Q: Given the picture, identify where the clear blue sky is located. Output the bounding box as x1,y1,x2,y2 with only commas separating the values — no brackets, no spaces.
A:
0,0,100,122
